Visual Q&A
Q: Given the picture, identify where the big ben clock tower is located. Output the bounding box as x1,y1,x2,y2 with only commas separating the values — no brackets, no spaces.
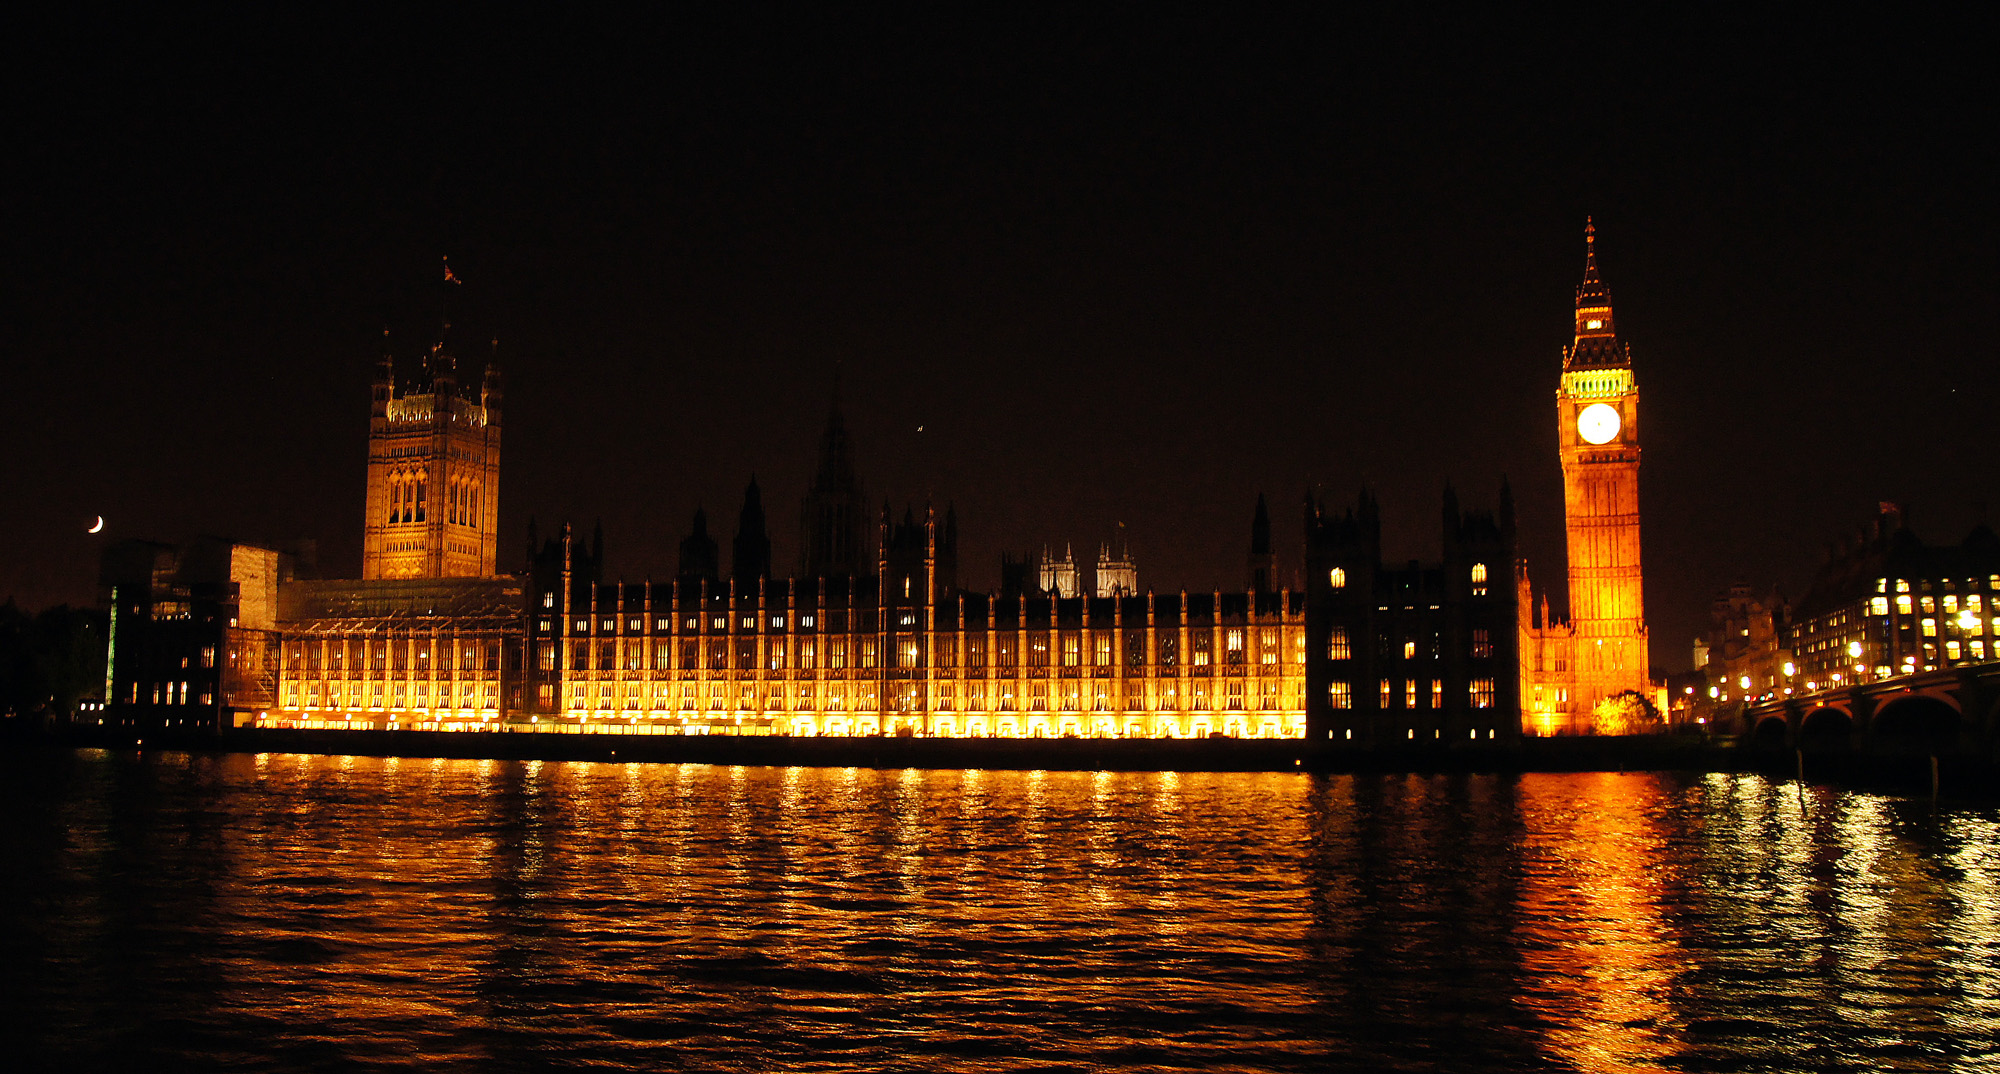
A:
1555,219,1650,715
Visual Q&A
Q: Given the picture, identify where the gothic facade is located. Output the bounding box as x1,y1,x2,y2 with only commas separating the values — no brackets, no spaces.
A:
255,366,1312,738
159,228,1638,744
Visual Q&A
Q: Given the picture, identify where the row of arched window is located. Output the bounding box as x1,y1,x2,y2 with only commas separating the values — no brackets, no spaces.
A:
447,478,483,527
386,470,483,528
387,471,427,524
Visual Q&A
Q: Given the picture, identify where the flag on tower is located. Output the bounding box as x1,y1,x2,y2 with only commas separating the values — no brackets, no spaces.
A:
443,256,461,285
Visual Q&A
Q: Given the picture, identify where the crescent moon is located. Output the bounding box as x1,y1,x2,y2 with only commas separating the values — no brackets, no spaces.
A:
88,516,104,534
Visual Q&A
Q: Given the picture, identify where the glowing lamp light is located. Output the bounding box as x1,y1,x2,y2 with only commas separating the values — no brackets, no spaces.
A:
1848,641,1863,658
1783,661,1796,677
1739,675,1752,690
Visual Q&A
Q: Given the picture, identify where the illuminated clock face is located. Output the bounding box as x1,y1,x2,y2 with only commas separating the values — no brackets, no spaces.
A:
1577,402,1622,444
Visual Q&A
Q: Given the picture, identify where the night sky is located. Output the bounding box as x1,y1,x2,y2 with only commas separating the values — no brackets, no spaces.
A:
8,11,1995,671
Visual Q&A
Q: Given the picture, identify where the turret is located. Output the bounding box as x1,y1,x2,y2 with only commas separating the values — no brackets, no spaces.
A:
372,328,394,416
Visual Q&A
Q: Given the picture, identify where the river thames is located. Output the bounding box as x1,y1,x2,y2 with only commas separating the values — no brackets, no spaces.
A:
2,749,1996,1072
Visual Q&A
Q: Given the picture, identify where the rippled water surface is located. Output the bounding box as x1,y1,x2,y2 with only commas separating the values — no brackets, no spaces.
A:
3,750,1998,1072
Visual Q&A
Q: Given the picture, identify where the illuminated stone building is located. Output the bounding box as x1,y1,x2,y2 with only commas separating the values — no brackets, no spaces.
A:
1519,221,1655,734
1302,486,1522,747
257,370,1310,738
244,319,527,732
361,326,502,580
1786,504,2000,689
515,503,1306,738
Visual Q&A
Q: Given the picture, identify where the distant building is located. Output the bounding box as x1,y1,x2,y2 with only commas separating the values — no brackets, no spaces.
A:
1786,504,2000,688
1038,543,1081,599
1697,582,1792,705
1096,540,1138,597
101,536,294,732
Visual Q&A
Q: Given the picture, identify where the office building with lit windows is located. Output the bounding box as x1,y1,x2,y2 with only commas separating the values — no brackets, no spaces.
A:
1787,504,2000,690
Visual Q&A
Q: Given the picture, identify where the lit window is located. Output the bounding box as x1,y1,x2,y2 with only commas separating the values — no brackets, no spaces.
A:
1380,679,1393,707
1871,596,1889,616
1431,679,1442,707
1330,567,1346,589
1585,319,1603,330
1470,678,1496,709
1402,640,1416,660
1471,629,1492,658
1405,679,1417,708
1470,562,1488,596
1327,627,1351,660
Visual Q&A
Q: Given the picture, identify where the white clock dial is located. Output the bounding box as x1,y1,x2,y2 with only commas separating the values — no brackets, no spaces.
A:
1577,402,1622,445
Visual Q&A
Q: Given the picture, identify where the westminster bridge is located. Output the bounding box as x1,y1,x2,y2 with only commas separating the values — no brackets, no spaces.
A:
1740,661,2000,761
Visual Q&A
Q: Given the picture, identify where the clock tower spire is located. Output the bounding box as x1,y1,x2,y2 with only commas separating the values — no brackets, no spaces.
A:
1553,218,1650,723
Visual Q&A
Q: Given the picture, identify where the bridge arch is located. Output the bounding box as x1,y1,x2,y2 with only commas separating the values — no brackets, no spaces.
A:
1871,691,1961,752
1799,706,1854,749
1751,715,1790,750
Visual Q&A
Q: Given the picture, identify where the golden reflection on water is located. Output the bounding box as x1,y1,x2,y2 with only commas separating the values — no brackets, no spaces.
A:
1513,773,1685,1072
8,754,2000,1072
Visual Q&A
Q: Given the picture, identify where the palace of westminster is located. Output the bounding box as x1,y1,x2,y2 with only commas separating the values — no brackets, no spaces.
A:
102,226,1661,744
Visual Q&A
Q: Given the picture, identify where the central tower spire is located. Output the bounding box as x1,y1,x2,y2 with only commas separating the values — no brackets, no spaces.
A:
800,373,870,580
